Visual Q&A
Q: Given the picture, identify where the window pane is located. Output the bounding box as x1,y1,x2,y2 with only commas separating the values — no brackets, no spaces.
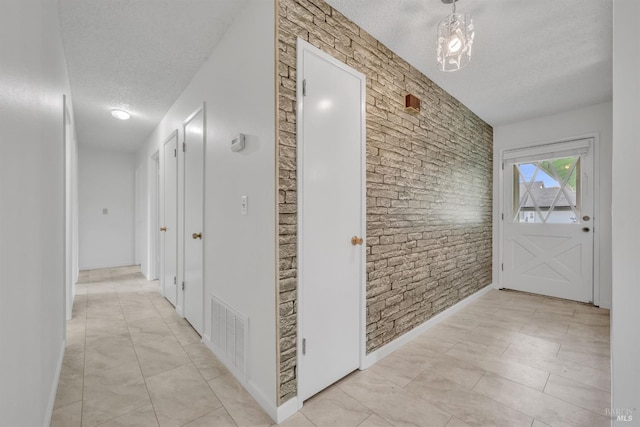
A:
513,157,580,224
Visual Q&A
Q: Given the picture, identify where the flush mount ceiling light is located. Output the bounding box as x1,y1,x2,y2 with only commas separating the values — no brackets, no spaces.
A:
437,0,475,72
111,109,131,120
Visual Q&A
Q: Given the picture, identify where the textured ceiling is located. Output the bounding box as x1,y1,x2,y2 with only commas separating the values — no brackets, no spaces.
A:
59,0,612,153
324,0,613,126
58,0,248,152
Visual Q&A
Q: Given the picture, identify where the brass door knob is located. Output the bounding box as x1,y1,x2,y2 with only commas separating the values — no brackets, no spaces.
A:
192,232,202,240
160,227,167,232
351,236,363,246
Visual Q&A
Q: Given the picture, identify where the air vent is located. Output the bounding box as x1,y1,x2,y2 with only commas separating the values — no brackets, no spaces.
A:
210,295,248,380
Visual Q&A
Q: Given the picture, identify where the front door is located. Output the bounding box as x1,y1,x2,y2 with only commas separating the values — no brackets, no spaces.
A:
161,131,178,306
297,39,365,401
183,106,205,334
502,139,594,302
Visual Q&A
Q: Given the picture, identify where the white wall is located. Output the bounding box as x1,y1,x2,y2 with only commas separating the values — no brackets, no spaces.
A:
79,146,136,270
493,101,613,308
135,0,277,414
611,1,640,423
0,0,73,425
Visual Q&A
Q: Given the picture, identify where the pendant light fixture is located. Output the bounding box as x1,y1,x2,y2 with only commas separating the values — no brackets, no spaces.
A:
437,0,475,72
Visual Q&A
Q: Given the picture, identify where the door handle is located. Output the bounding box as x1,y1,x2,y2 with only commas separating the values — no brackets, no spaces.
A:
582,215,591,221
160,227,167,232
351,236,363,246
192,232,202,240
582,227,590,232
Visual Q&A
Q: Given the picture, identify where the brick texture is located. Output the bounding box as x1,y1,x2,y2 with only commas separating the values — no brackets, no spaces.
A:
276,0,493,404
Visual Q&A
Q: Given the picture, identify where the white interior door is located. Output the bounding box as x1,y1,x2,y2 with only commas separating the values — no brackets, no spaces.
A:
297,39,365,401
162,131,178,306
502,139,594,302
183,107,205,335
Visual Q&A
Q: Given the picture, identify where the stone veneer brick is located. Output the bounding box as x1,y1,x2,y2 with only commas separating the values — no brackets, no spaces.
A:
276,0,493,404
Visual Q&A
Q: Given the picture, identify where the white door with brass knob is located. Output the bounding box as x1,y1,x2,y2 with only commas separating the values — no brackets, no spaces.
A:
161,131,178,307
297,39,365,402
182,106,205,335
501,138,595,302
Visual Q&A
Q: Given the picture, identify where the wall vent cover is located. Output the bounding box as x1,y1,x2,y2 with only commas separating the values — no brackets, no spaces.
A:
210,295,248,380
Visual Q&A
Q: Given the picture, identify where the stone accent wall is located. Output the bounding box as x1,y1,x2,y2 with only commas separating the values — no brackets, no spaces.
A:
276,0,493,404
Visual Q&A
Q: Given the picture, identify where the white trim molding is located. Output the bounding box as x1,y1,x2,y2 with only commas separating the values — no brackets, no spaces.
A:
45,341,66,427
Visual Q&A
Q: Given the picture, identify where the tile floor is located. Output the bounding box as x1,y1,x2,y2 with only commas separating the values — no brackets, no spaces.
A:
52,266,611,427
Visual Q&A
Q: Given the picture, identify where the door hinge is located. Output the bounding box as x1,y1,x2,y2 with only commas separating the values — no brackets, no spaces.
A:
501,263,504,271
302,338,306,355
302,79,306,97
181,281,185,291
183,142,186,152
173,276,176,285
501,213,504,220
174,148,177,158
501,162,504,170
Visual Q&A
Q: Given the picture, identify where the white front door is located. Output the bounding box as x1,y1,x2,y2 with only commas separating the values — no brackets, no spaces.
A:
183,106,205,335
502,139,594,302
162,131,178,306
297,39,365,401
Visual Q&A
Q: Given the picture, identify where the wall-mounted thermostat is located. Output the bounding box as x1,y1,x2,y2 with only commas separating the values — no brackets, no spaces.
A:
231,133,245,152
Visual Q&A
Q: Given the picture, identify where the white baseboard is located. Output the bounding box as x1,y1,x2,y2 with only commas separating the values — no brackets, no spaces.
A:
275,396,301,424
45,340,66,427
362,284,494,369
176,305,184,317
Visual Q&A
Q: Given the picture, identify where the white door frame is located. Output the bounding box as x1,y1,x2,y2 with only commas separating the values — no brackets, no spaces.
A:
498,133,601,305
295,38,367,404
161,129,179,306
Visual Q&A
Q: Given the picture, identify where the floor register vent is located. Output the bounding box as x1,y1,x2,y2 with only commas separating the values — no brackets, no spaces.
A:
210,295,248,380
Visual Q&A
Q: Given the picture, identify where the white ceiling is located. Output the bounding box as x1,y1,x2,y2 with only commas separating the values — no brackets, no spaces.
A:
58,0,248,152
324,0,613,126
59,0,612,152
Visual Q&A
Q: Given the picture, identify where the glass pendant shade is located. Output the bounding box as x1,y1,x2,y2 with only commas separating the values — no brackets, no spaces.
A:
437,12,474,72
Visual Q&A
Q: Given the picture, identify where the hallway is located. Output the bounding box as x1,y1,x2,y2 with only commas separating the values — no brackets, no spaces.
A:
52,267,611,427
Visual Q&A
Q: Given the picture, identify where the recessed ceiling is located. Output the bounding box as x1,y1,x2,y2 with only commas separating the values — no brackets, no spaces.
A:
58,0,248,152
324,0,613,126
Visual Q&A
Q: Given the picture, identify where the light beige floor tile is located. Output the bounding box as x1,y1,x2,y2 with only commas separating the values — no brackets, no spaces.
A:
544,374,610,417
566,323,610,342
474,372,610,427
182,343,229,381
501,346,610,392
85,318,129,344
404,370,532,427
275,412,315,427
557,348,610,372
394,343,485,389
456,330,512,356
208,373,272,427
84,335,138,374
146,364,221,427
167,321,202,346
444,417,471,427
337,370,452,427
301,385,371,426
96,404,158,427
572,312,610,327
531,420,552,427
127,317,173,344
357,413,393,426
134,335,192,378
182,407,237,427
471,325,561,355
51,401,82,427
560,341,610,357
54,362,84,409
82,362,151,427
446,343,549,391
369,350,427,387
